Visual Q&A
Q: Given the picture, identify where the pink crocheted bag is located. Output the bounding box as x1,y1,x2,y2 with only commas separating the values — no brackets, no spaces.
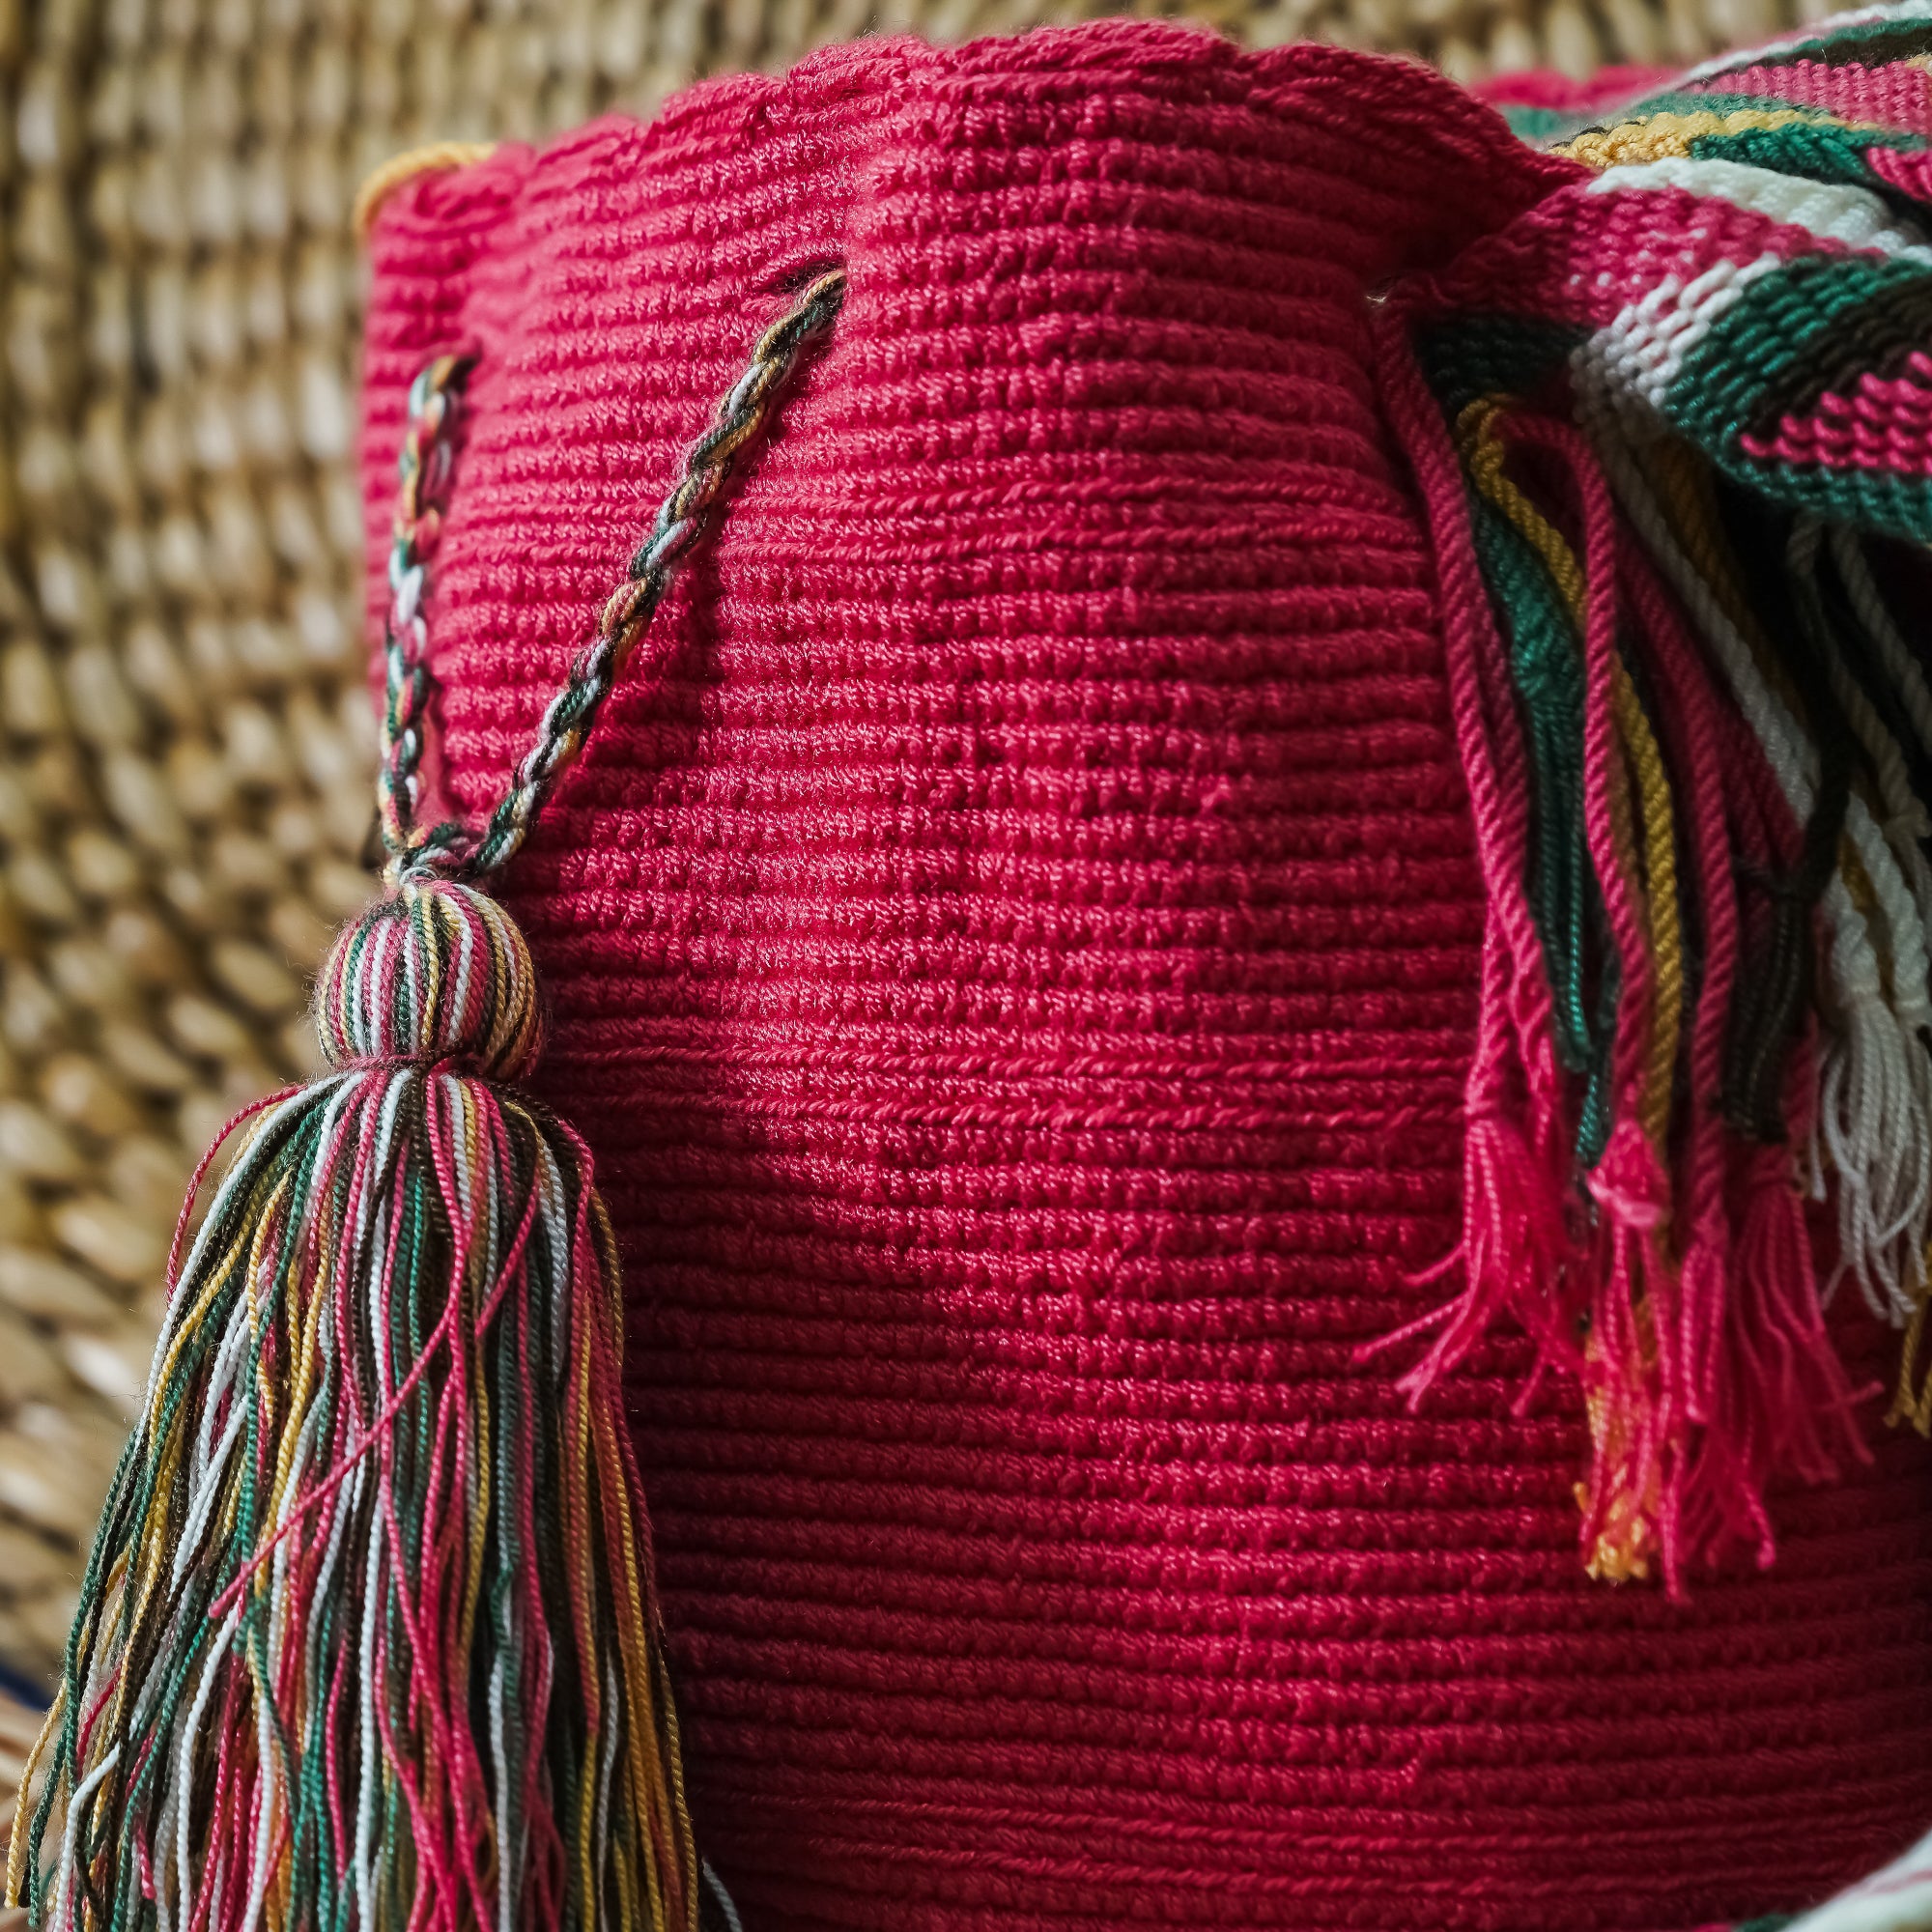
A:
27,14,1932,1932
344,20,1932,1925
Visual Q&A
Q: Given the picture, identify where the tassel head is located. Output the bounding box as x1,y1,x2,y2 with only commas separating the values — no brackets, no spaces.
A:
315,876,546,1081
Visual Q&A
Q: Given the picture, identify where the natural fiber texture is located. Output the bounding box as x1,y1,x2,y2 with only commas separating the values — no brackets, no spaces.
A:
0,0,1835,1709
343,21,1932,1927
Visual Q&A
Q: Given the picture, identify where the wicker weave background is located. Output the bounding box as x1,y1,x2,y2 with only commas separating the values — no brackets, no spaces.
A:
0,0,1823,1714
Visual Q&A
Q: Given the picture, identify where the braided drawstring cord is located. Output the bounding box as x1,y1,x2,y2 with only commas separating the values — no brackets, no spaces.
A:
381,270,848,887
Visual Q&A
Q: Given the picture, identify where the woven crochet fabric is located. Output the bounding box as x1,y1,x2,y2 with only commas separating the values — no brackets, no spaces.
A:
357,23,1932,1929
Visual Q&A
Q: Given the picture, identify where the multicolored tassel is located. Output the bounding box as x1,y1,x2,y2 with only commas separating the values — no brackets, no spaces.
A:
4,270,846,1931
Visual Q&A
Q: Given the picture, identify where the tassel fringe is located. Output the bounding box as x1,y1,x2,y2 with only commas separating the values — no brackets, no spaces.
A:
9,887,698,1932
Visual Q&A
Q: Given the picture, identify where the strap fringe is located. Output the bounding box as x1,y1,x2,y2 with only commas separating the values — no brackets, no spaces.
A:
1380,4,1932,1584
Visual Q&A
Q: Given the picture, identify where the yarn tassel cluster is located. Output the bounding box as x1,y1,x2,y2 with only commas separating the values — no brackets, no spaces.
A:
1378,8,1932,1589
5,269,846,1930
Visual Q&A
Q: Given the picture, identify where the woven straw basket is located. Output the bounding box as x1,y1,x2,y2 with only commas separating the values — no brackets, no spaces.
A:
0,0,1836,1868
